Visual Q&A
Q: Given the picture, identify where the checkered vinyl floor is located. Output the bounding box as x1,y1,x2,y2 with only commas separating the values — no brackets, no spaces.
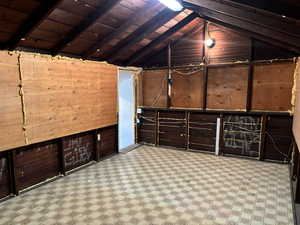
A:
0,146,294,225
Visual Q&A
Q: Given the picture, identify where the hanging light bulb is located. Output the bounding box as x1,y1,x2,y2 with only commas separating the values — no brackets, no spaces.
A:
158,0,183,11
205,38,216,48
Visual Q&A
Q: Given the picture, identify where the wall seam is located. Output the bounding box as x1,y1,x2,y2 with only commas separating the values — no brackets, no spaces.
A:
17,53,28,145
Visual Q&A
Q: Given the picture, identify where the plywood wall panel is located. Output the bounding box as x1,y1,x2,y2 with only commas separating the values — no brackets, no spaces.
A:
0,51,25,151
252,62,295,112
207,65,248,110
171,67,204,109
142,69,168,107
0,50,117,152
17,53,117,145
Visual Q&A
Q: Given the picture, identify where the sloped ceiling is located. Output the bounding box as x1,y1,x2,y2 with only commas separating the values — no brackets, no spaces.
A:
0,0,299,66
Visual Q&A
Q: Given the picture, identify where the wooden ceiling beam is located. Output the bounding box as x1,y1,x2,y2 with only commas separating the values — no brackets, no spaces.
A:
227,0,300,20
3,0,63,51
82,1,162,58
125,13,199,66
184,0,300,36
105,8,181,63
51,0,121,56
183,0,300,53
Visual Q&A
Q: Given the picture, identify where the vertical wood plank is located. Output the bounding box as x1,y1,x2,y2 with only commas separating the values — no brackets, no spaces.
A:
7,152,16,196
167,42,172,108
156,111,160,146
94,130,100,162
246,64,254,112
259,114,267,161
219,113,224,155
203,66,208,110
58,139,66,176
10,151,19,195
246,39,254,112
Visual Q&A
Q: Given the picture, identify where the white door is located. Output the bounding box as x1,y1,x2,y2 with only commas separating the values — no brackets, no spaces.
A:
118,70,135,151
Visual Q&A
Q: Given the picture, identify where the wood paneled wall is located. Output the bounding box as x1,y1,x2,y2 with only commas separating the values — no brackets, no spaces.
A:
140,61,296,112
171,67,204,108
0,125,118,199
144,22,297,68
207,65,248,110
252,62,295,111
0,52,25,151
142,69,168,107
0,50,117,152
138,109,293,162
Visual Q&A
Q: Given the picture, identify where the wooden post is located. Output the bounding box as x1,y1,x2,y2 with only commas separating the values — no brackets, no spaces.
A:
156,111,160,146
185,111,189,150
9,151,19,195
246,38,254,112
202,21,208,110
167,42,172,108
219,113,224,155
7,151,17,195
203,66,208,110
94,130,100,162
58,139,66,176
259,114,267,161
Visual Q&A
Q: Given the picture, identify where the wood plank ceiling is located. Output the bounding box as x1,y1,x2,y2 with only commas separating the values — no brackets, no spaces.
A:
0,0,299,66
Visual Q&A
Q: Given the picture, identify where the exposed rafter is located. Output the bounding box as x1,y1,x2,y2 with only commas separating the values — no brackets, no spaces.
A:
105,8,181,63
140,24,204,67
229,0,300,20
3,0,63,51
82,1,163,58
125,13,199,65
183,0,300,53
51,0,121,56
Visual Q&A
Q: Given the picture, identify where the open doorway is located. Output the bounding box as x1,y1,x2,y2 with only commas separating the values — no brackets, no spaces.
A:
118,69,136,152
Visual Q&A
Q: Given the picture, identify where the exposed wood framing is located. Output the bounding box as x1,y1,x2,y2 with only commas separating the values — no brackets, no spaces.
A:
142,24,204,67
125,13,198,65
156,111,160,146
106,8,181,63
51,0,121,55
203,66,208,110
7,152,17,195
3,0,63,51
167,42,172,108
219,113,224,155
202,21,208,110
183,0,300,53
259,114,267,161
246,39,254,111
82,1,162,58
10,151,19,195
58,139,66,175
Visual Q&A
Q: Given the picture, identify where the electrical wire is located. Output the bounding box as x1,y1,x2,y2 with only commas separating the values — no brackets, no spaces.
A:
151,75,167,107
265,131,290,159
172,68,203,76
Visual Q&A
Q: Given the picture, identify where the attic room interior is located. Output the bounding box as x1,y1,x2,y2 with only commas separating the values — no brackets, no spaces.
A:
0,0,300,224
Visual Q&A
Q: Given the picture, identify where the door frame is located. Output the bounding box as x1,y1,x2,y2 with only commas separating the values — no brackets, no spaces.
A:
117,67,142,151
